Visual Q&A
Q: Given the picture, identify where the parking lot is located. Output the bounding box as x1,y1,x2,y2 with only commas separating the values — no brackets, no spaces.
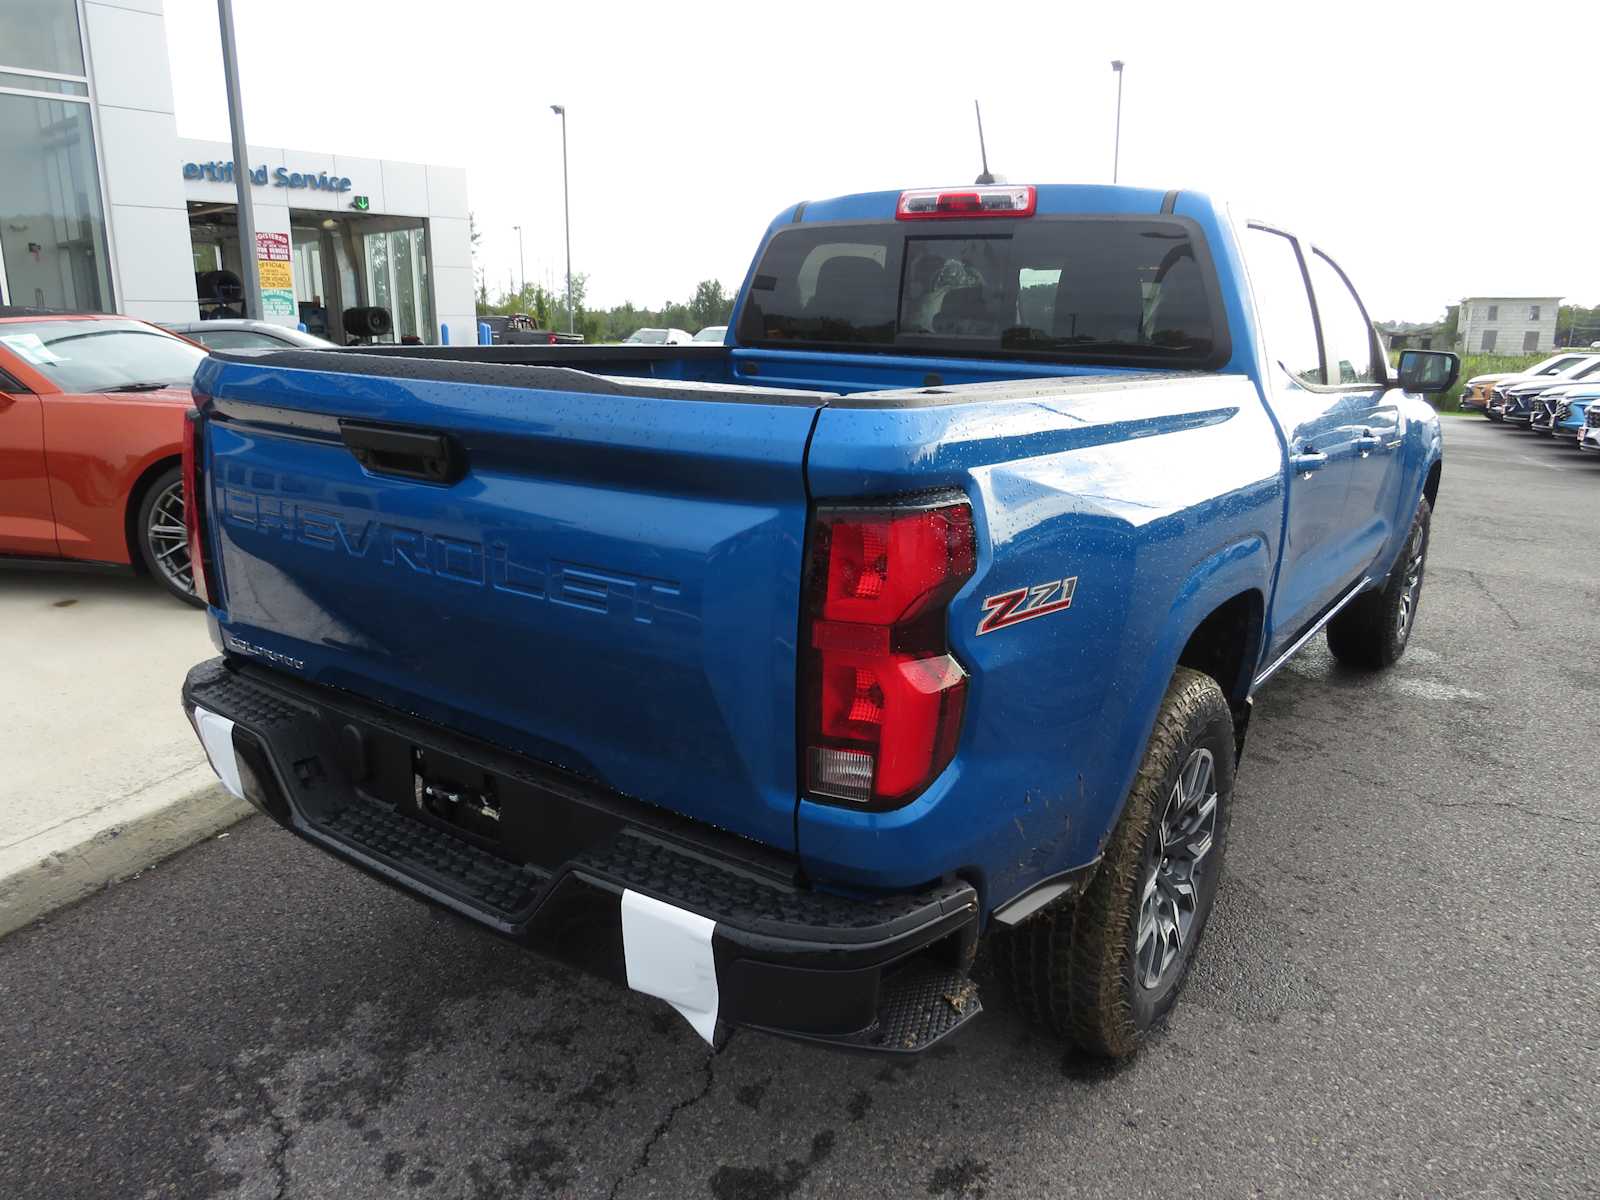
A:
1,416,1595,1199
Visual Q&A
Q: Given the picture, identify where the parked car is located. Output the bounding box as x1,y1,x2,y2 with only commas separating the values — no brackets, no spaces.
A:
0,310,209,603
162,319,336,351
1581,400,1600,453
1461,351,1593,414
1488,355,1600,424
179,183,1452,1059
1529,381,1596,434
1554,391,1600,442
691,325,728,344
623,327,693,345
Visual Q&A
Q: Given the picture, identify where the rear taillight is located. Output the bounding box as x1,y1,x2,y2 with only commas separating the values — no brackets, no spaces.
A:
182,408,218,605
896,185,1036,220
802,498,976,808
547,332,558,344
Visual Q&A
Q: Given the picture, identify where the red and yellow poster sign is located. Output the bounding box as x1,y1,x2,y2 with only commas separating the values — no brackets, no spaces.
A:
254,231,295,317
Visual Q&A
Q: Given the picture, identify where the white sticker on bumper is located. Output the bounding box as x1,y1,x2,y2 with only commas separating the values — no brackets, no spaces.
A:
192,706,244,801
620,889,719,1045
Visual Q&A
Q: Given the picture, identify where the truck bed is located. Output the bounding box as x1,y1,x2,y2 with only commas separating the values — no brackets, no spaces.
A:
209,342,1224,412
193,344,1252,872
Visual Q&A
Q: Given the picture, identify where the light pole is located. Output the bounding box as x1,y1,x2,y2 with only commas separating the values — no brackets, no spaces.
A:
512,224,525,298
217,0,260,319
550,104,573,334
1111,60,1125,184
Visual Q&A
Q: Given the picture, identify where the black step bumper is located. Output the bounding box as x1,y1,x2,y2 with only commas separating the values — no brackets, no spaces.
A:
182,658,982,1053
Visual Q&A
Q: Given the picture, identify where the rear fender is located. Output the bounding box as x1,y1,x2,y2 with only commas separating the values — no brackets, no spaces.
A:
1085,540,1272,850
796,378,1283,912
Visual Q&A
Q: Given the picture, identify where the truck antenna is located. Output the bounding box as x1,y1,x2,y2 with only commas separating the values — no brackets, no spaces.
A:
974,100,996,185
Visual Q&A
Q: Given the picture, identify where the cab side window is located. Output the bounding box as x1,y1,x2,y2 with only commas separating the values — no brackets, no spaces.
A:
1241,226,1322,386
1305,251,1381,385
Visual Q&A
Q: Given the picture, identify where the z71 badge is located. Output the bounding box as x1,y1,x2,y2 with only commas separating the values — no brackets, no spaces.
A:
976,576,1078,635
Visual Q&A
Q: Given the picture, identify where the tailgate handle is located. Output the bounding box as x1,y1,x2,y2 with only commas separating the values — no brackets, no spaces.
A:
340,422,463,484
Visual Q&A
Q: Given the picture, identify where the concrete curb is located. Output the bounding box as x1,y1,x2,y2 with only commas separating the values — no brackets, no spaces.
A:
0,763,253,939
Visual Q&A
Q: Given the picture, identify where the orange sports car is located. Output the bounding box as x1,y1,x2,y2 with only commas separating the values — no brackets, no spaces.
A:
0,311,209,603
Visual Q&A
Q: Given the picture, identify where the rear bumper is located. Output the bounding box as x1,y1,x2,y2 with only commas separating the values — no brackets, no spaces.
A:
181,657,982,1053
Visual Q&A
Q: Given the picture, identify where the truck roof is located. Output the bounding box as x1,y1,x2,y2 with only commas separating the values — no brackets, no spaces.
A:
788,184,1198,225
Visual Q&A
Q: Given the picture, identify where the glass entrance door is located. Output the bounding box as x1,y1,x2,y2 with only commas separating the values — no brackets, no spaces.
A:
361,226,430,343
291,228,327,337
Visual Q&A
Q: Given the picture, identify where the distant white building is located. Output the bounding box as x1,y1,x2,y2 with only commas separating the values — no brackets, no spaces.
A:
1457,297,1560,355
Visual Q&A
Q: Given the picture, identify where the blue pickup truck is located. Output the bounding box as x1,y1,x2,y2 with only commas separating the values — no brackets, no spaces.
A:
180,184,1456,1058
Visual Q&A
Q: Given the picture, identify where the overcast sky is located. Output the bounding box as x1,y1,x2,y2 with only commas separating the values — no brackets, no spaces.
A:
163,0,1598,320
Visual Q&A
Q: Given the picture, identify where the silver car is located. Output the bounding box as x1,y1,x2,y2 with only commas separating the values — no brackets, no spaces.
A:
162,319,336,351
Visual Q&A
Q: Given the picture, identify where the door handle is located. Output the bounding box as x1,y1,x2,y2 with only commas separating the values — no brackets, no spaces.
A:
1354,430,1383,456
1289,448,1329,475
339,421,463,484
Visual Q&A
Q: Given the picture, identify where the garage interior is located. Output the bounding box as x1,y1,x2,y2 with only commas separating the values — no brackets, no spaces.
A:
185,203,433,345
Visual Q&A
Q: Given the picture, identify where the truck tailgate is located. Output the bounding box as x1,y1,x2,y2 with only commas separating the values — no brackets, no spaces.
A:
194,353,830,850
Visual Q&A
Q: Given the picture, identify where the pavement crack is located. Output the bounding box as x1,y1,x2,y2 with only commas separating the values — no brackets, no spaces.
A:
1451,567,1523,631
226,1058,292,1200
605,1032,729,1200
1421,797,1595,828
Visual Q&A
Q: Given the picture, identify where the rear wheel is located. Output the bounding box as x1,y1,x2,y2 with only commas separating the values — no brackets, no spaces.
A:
994,667,1234,1057
1326,498,1430,670
135,466,201,606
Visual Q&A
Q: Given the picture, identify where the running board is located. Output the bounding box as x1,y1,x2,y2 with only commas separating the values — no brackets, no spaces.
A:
1253,577,1370,689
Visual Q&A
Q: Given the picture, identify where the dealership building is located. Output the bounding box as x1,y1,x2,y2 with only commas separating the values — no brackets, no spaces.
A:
0,0,475,346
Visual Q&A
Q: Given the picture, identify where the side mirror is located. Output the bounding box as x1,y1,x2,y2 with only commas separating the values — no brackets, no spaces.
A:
1396,349,1460,395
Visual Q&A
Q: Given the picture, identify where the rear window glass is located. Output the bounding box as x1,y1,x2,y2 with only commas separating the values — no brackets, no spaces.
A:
188,329,286,350
738,218,1224,366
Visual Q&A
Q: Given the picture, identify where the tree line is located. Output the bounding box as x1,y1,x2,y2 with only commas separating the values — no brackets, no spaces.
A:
475,276,737,343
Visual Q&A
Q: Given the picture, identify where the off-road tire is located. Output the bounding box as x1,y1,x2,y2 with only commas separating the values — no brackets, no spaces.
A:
1326,497,1430,670
992,667,1234,1057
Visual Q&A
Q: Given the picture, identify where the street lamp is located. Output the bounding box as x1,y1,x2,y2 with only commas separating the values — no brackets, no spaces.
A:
512,223,525,297
1111,60,1125,184
550,104,573,334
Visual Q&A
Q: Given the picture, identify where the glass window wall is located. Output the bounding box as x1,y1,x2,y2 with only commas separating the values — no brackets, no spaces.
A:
0,0,87,77
0,93,113,312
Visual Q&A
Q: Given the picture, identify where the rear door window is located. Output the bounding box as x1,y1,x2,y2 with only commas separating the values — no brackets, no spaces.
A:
1240,226,1323,385
1305,251,1380,385
739,217,1225,367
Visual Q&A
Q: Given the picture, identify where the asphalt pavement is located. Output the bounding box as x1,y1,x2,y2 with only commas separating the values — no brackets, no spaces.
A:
2,416,1596,1200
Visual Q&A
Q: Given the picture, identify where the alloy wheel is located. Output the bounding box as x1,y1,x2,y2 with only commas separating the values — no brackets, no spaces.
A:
1396,538,1424,640
1135,748,1218,990
146,480,194,595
